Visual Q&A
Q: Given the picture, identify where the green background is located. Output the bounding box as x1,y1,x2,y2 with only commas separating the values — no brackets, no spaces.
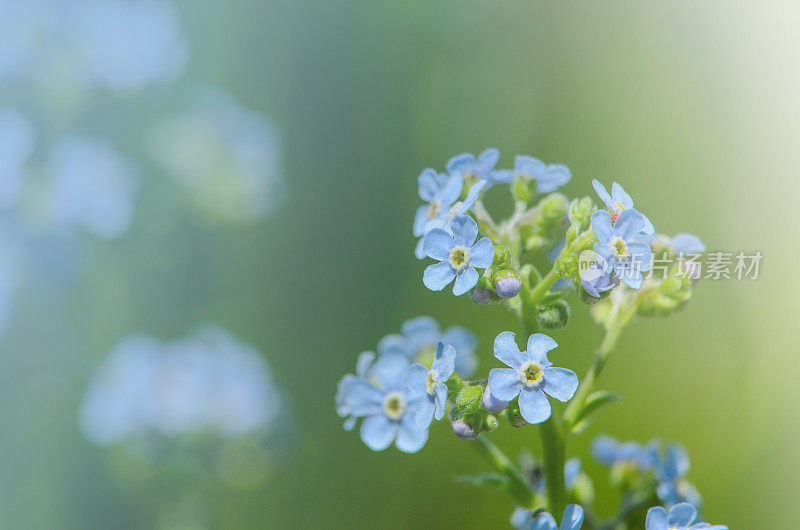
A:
2,1,797,528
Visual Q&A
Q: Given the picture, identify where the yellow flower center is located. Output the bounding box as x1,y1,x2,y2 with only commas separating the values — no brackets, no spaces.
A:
609,236,628,259
612,200,626,212
449,246,470,272
425,369,439,395
520,361,544,387
427,200,442,220
382,391,407,421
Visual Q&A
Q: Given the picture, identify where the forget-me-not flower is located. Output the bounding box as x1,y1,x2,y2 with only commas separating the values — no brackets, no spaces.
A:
591,209,653,289
414,169,463,237
408,343,455,428
343,354,429,453
495,155,572,193
592,179,654,234
383,316,478,377
45,135,140,239
531,504,584,530
336,351,376,430
423,215,493,296
668,233,705,255
578,249,619,298
446,148,500,183
591,435,658,471
645,503,727,530
656,443,703,508
487,332,578,424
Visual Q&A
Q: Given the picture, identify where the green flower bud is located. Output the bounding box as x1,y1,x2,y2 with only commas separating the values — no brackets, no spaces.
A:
537,301,570,330
483,414,499,432
555,252,578,279
524,235,547,252
637,290,681,317
456,385,485,416
492,245,512,268
505,399,527,427
660,275,692,303
540,193,569,221
569,197,595,229
512,175,534,203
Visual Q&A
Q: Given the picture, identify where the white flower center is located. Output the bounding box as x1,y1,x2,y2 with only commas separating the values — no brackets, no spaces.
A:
449,245,470,272
518,361,544,388
612,200,626,212
382,391,407,421
608,236,629,259
427,200,442,220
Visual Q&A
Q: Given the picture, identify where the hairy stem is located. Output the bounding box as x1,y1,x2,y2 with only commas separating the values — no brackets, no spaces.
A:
538,416,567,517
472,435,535,508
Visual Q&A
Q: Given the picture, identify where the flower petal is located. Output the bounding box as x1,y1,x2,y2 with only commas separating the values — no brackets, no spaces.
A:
645,506,668,530
432,344,456,380
453,267,479,296
591,435,619,466
343,378,383,416
531,512,558,530
611,182,634,209
406,363,429,396
469,237,494,269
476,148,499,175
439,172,464,206
487,368,523,401
417,168,439,202
413,205,430,237
591,210,613,243
450,215,479,247
493,331,524,368
371,354,410,390
592,179,612,207
527,333,558,360
413,398,435,429
377,334,408,357
423,229,454,261
614,209,645,238
518,387,551,424
360,414,397,451
434,384,448,420
446,153,476,175
560,505,584,530
402,316,440,339
423,262,456,291
396,415,429,453
543,367,579,402
667,503,698,527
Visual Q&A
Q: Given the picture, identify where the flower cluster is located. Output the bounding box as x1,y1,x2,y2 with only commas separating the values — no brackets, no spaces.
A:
337,149,723,529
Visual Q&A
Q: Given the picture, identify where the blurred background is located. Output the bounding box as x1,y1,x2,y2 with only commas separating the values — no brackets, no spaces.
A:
0,0,797,528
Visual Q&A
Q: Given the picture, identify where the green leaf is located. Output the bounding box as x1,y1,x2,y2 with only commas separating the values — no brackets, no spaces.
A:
454,473,510,491
569,391,621,433
539,290,568,306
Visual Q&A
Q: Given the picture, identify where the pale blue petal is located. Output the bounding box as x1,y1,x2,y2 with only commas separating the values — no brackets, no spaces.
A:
488,368,523,401
645,507,668,530
518,387,551,424
462,179,487,209
344,378,383,416
543,367,579,402
372,355,410,390
396,415,429,453
446,153,476,174
355,351,376,377
476,148,500,174
662,443,691,480
640,211,655,235
453,267,479,296
670,233,705,254
490,170,513,184
407,363,429,396
432,344,457,380
614,209,645,238
591,435,619,466
418,168,439,202
423,229,454,261
434,384,448,420
424,262,457,291
413,398,435,428
514,155,546,176
611,182,633,209
592,179,612,207
531,512,558,530
360,414,397,451
413,205,431,237
343,415,357,431
618,268,643,289
591,210,612,243
470,237,494,269
560,504,584,530
667,503,697,527
440,172,464,206
415,237,426,259
482,386,509,413
377,334,409,357
537,164,571,193
451,215,479,247
493,331,524,368
527,333,558,359
627,243,652,270
402,316,440,338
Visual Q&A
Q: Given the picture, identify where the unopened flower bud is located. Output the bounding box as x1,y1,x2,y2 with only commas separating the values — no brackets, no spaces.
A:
569,197,594,229
482,386,510,414
555,252,578,279
456,385,485,416
483,414,499,432
494,273,522,300
471,288,492,304
505,400,527,427
452,420,477,440
540,193,568,221
492,245,512,268
537,301,570,330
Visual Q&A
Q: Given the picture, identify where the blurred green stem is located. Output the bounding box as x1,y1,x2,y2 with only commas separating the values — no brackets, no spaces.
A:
472,436,534,508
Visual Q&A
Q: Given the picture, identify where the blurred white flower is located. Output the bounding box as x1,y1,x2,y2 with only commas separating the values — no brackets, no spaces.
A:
79,325,286,447
149,88,284,222
44,135,140,239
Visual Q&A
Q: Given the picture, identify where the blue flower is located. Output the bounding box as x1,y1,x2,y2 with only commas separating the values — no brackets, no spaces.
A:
446,148,500,182
413,169,463,238
45,135,140,239
668,233,705,255
645,503,727,530
578,249,619,298
0,109,35,208
423,215,494,296
487,332,578,424
655,443,703,508
376,316,479,377
496,155,572,193
591,209,653,289
592,179,654,234
336,351,376,430
531,504,584,530
341,354,429,453
591,435,658,471
511,460,584,529
408,343,456,427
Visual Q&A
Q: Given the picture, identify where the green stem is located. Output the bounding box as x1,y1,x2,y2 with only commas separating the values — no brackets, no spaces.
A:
472,435,535,508
538,416,567,516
